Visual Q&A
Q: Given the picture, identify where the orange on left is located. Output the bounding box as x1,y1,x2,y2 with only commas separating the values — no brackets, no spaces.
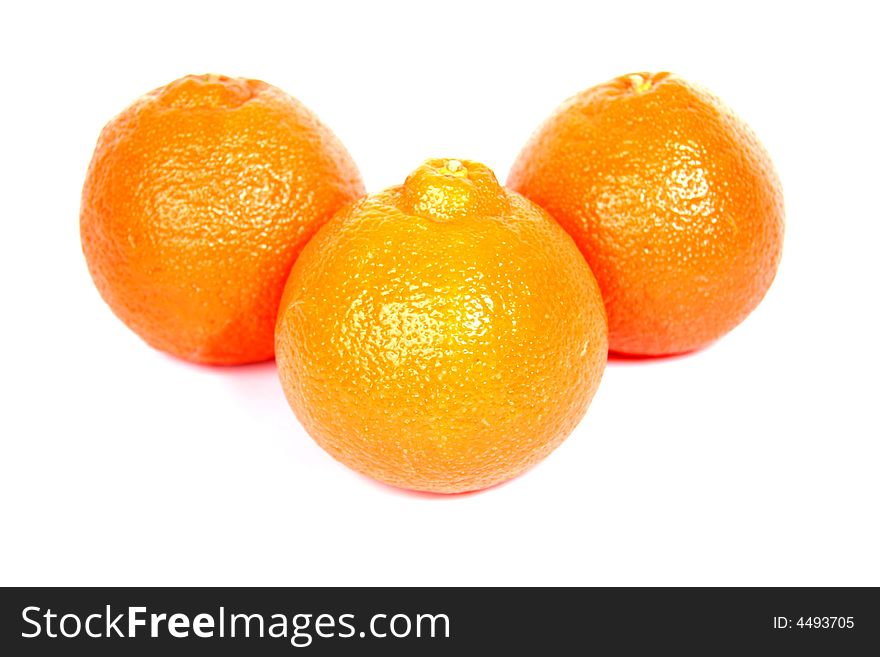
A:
81,74,364,364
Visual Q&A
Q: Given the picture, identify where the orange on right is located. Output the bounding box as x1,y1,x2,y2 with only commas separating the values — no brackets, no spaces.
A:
508,72,784,356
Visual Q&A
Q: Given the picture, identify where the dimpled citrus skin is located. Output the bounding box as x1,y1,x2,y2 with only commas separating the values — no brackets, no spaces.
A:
81,74,364,364
508,72,784,356
276,159,608,493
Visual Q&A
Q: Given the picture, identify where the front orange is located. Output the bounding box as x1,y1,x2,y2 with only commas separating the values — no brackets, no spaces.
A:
275,159,608,493
81,74,364,365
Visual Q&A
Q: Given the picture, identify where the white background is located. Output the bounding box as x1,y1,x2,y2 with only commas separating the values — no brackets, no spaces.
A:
1,1,878,586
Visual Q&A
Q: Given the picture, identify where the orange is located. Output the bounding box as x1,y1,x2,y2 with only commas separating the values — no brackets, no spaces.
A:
508,72,784,356
81,74,364,365
275,159,608,493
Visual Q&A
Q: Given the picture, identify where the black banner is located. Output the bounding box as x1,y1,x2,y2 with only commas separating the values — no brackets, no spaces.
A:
1,587,877,654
